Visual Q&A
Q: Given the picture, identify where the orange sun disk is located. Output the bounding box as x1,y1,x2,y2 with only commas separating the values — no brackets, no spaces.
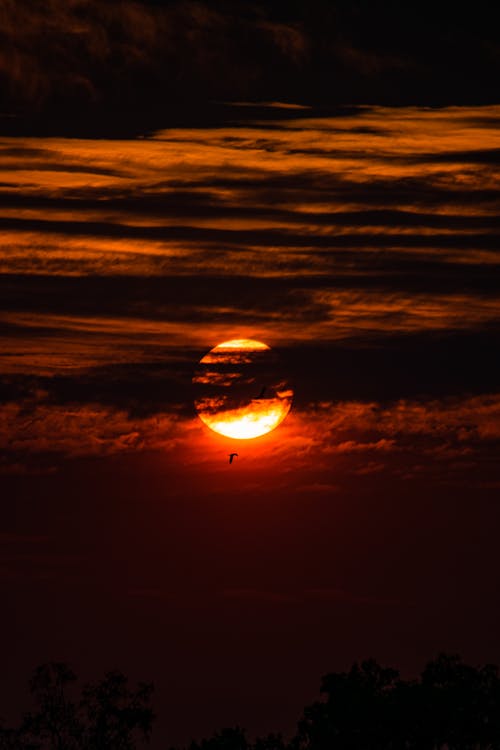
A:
194,339,293,439
197,399,292,439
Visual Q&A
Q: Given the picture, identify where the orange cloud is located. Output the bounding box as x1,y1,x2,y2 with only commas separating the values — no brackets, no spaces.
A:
1,392,499,479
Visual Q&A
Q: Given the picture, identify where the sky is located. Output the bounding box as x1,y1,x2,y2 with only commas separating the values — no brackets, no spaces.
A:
1,0,500,134
1,3,500,748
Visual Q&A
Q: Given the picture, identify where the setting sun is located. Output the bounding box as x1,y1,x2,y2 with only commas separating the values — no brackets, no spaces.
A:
193,339,293,439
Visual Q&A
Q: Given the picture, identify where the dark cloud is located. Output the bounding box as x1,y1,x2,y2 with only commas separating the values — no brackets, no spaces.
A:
1,111,499,446
2,215,500,254
0,0,499,133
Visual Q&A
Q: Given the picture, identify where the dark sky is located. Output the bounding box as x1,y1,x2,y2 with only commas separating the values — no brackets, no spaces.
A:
1,3,500,749
1,0,500,134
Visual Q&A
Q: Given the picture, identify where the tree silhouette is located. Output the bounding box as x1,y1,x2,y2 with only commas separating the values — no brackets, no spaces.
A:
189,727,249,750
80,670,154,750
0,663,154,750
23,663,80,750
296,654,500,750
297,659,400,750
419,653,500,749
3,655,500,750
185,728,289,750
253,734,288,750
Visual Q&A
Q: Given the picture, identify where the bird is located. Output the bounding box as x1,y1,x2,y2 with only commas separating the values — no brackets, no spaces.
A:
228,453,238,464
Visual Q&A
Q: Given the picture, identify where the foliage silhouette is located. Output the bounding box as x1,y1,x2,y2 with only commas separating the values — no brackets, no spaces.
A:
297,659,401,750
24,663,81,750
3,655,500,749
0,663,153,750
295,654,500,750
80,671,154,750
189,727,249,750
175,655,500,750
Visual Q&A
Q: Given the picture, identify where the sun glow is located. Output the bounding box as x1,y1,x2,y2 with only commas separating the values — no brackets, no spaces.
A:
197,399,291,439
193,338,293,440
210,339,270,352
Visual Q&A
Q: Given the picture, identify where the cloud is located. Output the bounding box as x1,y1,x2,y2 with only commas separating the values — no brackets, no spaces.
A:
0,106,499,487
331,439,396,454
1,108,499,292
0,0,309,121
306,395,500,444
0,400,182,458
0,0,498,126
1,386,499,483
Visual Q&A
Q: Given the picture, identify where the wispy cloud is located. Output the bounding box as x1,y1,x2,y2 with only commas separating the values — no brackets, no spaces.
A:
1,391,499,484
1,108,499,488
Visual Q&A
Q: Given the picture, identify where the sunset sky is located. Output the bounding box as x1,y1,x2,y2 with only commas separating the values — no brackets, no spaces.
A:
1,2,500,748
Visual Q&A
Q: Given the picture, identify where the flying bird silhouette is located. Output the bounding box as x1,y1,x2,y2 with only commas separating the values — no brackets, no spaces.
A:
228,453,238,464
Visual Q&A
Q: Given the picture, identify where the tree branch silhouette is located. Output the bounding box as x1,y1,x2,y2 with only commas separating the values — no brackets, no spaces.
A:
2,655,500,749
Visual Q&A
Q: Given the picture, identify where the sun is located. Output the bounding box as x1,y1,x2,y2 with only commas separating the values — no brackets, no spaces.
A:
193,339,293,439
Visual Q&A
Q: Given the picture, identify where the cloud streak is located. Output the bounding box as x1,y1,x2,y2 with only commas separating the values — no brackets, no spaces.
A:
1,107,499,491
0,0,499,128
